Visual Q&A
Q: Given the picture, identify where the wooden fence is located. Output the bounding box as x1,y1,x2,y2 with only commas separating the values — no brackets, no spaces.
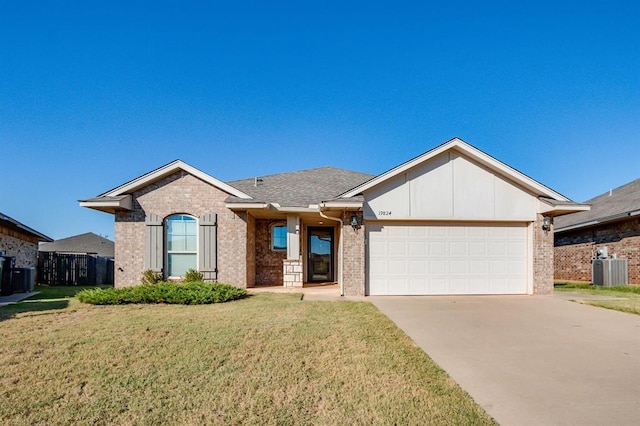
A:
37,252,114,286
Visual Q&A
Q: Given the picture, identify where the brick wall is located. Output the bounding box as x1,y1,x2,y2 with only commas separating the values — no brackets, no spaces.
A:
554,217,640,284
533,214,554,294
0,227,39,268
342,211,365,296
114,171,249,288
254,219,286,285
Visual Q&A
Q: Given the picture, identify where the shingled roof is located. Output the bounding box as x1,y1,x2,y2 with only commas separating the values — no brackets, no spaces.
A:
554,178,640,232
39,232,114,258
227,167,374,207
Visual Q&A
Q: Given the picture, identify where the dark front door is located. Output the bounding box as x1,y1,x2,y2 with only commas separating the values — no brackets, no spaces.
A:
307,227,334,282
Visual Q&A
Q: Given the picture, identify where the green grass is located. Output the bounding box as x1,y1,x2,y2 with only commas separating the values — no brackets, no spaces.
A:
0,292,495,425
554,281,640,315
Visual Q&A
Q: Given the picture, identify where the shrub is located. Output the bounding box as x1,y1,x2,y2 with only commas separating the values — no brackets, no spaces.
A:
184,269,204,283
141,269,163,285
77,282,248,305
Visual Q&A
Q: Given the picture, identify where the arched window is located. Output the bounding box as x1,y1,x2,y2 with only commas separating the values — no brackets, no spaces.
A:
166,214,197,277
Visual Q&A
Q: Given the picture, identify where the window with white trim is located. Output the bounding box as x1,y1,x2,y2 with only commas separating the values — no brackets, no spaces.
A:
166,214,197,277
271,223,287,251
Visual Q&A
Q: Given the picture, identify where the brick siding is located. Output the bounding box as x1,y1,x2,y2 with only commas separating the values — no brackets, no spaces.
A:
555,217,640,284
114,171,248,288
254,219,286,286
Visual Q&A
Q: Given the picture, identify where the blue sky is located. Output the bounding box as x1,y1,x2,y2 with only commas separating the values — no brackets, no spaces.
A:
1,1,638,240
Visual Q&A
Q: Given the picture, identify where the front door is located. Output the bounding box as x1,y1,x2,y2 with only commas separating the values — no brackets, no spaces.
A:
307,227,334,282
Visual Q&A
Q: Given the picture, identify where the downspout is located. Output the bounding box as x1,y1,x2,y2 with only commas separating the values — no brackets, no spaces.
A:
319,209,344,296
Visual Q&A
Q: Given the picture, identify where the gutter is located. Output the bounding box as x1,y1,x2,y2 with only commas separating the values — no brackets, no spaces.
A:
319,210,344,297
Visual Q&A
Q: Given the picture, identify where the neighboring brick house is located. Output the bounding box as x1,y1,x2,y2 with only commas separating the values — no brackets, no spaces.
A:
81,138,587,296
554,178,640,284
0,211,53,267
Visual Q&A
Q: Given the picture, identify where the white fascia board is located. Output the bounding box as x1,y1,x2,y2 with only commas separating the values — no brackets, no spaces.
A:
225,202,269,210
103,160,252,199
340,138,570,201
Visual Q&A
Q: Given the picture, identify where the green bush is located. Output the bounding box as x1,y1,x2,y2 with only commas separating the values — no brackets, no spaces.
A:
77,282,248,305
184,269,204,283
141,269,163,285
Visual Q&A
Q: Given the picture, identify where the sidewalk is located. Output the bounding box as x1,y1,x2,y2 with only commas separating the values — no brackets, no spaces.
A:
0,292,38,307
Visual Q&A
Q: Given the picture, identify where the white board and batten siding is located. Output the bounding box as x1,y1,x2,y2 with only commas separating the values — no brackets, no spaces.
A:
364,151,536,296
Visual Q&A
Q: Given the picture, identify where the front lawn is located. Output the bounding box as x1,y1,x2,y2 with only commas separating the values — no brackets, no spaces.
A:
555,281,640,315
0,291,494,425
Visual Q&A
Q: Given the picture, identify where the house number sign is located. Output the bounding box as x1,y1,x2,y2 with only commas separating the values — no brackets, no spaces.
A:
378,210,392,216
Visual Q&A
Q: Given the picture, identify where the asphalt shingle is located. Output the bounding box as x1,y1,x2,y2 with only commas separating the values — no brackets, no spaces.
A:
555,178,640,231
39,232,114,258
227,166,374,207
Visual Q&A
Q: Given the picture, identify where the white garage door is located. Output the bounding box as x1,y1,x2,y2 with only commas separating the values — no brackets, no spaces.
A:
367,223,529,295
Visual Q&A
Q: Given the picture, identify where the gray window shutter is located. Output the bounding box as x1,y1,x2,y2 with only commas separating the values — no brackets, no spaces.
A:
199,213,217,281
145,213,164,273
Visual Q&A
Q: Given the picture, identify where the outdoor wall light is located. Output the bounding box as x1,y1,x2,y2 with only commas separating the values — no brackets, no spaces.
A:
542,216,552,233
350,213,360,230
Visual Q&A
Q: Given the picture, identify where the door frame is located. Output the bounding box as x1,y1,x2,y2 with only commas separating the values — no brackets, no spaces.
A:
306,226,335,283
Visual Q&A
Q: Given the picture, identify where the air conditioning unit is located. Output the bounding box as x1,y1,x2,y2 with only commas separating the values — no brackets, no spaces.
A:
592,259,628,286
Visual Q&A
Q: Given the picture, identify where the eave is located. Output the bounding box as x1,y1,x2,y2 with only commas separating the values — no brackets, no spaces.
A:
79,195,133,214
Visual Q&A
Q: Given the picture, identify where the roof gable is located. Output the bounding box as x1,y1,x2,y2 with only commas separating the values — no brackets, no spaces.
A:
101,160,251,199
555,178,640,232
340,138,570,201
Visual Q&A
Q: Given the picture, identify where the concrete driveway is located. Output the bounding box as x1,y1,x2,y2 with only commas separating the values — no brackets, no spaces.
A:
371,294,640,426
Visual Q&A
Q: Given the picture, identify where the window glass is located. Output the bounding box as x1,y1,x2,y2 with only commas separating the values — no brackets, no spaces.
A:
168,253,197,277
272,225,287,251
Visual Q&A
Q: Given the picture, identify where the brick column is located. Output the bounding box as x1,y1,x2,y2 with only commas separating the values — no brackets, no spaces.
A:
533,213,554,294
342,211,365,296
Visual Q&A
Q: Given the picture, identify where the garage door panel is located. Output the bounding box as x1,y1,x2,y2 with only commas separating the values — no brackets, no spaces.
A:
450,260,468,274
489,241,507,256
368,223,528,295
408,241,427,256
409,260,427,274
450,278,469,294
450,241,467,256
388,260,407,275
429,260,448,274
428,278,448,294
408,279,427,294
